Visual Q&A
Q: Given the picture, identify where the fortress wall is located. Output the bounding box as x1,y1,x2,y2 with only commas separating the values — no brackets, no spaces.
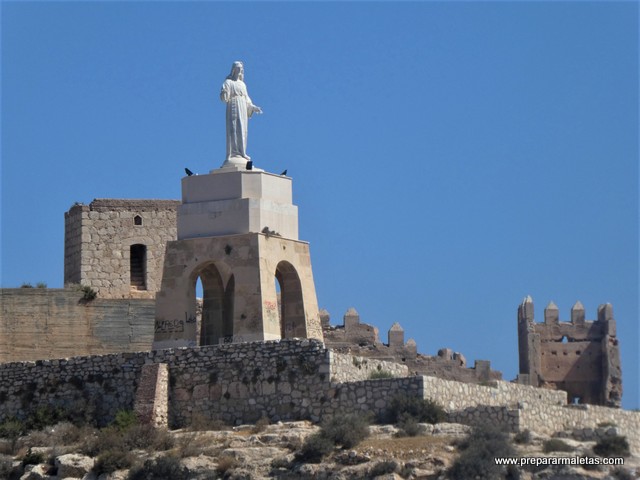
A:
0,340,637,453
0,340,332,428
329,351,409,383
421,375,640,454
0,288,155,363
519,403,640,456
422,376,567,410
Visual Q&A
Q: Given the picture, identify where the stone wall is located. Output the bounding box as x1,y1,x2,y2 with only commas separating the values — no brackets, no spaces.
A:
324,308,502,384
329,351,409,383
64,199,179,299
0,340,637,454
0,288,155,363
519,403,640,455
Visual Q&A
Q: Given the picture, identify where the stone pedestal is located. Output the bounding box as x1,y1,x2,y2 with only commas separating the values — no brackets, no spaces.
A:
178,170,298,240
154,169,322,349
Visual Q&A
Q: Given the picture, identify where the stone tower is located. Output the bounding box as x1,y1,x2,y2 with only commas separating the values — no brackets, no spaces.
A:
153,165,323,349
64,199,179,299
517,296,622,407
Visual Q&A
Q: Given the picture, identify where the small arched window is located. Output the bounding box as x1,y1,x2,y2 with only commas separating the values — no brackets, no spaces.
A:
134,215,143,226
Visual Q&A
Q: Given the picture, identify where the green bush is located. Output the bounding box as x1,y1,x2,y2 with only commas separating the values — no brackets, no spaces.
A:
93,448,134,476
385,395,445,425
593,435,630,457
26,406,66,430
36,282,47,289
297,433,335,463
113,410,137,431
20,283,33,288
128,455,189,480
296,414,370,463
542,438,574,453
80,285,97,301
395,412,421,437
0,419,25,454
320,413,370,449
21,448,44,466
449,423,519,480
0,419,25,440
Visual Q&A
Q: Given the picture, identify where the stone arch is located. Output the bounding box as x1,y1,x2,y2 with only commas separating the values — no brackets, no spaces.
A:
275,261,306,338
191,262,234,345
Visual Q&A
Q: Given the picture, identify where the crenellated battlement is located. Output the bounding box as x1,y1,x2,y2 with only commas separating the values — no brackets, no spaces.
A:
517,296,622,408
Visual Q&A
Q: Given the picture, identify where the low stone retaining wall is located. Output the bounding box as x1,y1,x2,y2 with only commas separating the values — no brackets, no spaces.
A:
0,340,638,454
329,351,409,383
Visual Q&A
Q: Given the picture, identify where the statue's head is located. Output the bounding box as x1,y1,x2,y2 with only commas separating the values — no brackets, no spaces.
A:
228,61,244,81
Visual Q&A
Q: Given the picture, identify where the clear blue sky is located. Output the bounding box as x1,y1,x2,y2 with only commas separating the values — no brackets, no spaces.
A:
1,2,638,409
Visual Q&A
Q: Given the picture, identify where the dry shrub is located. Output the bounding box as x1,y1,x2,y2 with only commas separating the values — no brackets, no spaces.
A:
217,455,238,475
128,455,189,480
188,413,230,432
320,413,370,449
449,423,518,480
252,416,270,434
176,432,214,458
542,438,574,453
93,448,135,476
593,435,630,457
124,424,174,451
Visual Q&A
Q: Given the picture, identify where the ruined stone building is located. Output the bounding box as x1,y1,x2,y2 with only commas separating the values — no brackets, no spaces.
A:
517,296,622,408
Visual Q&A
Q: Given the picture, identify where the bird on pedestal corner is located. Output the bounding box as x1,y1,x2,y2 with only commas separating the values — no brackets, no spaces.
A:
185,168,194,176
280,169,287,176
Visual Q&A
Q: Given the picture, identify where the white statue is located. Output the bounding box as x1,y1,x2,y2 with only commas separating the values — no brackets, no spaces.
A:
220,61,262,166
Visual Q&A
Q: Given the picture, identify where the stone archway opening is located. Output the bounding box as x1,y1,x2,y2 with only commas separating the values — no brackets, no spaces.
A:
192,263,234,345
275,261,306,339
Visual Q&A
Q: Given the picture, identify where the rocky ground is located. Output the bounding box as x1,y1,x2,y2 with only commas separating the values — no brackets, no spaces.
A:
1,420,638,480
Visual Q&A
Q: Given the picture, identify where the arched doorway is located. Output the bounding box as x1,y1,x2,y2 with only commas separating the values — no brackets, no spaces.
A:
275,261,306,338
192,263,234,345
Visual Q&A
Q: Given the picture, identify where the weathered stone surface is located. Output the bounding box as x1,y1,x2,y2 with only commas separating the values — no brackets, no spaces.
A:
64,200,179,299
0,289,155,363
54,453,94,478
518,297,622,408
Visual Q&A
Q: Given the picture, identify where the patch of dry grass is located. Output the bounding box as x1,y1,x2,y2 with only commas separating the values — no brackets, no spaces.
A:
358,435,453,460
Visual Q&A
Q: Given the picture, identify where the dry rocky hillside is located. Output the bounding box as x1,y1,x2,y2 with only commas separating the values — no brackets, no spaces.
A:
1,414,638,480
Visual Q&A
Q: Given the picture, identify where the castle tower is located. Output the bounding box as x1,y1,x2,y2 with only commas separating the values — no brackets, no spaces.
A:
153,167,323,348
516,296,622,407
64,199,179,299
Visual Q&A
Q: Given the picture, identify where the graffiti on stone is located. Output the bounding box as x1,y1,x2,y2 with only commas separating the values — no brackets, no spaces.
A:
155,319,184,333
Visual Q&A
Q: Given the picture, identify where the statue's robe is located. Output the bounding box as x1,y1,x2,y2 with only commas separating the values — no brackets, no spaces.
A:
221,79,258,160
